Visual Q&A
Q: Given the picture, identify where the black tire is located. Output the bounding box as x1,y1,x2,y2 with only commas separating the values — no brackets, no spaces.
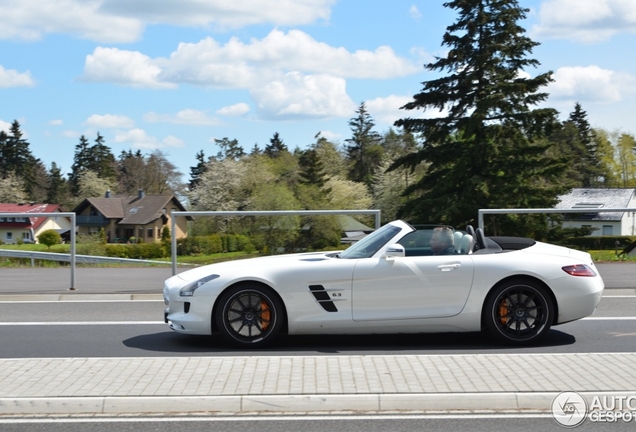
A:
215,284,284,348
484,279,554,345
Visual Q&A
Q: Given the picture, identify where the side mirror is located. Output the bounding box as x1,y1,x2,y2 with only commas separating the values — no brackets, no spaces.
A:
383,244,405,258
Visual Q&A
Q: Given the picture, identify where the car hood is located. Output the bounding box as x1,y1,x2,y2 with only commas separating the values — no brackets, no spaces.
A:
174,251,339,282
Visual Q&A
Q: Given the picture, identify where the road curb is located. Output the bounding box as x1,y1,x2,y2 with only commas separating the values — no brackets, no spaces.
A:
0,392,561,415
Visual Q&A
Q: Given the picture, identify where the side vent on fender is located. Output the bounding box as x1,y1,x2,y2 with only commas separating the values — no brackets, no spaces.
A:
308,285,338,312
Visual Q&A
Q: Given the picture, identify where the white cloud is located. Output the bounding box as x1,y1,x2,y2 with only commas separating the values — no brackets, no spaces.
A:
114,128,185,150
143,109,222,126
366,95,414,126
365,94,445,126
0,120,11,133
0,65,34,87
317,130,342,141
0,0,334,42
409,5,422,20
533,0,636,43
251,72,356,119
62,130,80,138
100,0,335,29
83,29,418,89
48,119,63,126
548,65,636,103
81,47,176,89
85,114,135,129
216,103,250,116
0,0,143,43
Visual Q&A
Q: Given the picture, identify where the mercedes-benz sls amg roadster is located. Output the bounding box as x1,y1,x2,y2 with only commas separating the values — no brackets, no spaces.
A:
163,220,604,347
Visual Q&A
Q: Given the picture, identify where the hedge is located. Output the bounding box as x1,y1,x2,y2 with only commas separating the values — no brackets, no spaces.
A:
105,243,166,259
565,236,636,251
177,234,255,256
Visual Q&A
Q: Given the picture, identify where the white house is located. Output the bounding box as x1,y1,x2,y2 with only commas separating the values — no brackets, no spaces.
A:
555,188,636,236
0,203,72,244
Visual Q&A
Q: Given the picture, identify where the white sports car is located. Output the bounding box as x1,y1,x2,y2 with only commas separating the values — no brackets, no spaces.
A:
163,220,604,347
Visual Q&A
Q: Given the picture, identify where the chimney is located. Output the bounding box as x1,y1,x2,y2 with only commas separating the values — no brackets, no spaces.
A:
105,190,111,198
138,189,145,199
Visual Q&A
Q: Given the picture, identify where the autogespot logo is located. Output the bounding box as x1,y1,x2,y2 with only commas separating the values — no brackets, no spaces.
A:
552,392,588,428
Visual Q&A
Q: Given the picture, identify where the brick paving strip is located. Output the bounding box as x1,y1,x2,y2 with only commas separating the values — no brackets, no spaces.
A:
0,353,634,414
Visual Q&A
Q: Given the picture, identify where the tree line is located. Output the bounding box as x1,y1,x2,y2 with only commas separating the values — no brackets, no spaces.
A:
1,0,636,241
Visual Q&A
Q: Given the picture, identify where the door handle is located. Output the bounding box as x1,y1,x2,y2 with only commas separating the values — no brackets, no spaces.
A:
438,263,461,272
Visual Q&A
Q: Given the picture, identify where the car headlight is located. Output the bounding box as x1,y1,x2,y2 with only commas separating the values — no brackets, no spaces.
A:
179,274,220,297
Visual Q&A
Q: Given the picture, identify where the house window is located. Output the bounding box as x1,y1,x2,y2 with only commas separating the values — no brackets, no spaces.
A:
147,228,154,238
138,228,144,239
0,217,5,222
602,225,613,236
6,232,12,241
22,233,31,240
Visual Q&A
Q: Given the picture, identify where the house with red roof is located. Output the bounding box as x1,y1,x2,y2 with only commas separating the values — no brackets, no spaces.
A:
0,203,72,244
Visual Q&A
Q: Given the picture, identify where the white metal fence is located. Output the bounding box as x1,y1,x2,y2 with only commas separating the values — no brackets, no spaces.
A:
478,208,636,231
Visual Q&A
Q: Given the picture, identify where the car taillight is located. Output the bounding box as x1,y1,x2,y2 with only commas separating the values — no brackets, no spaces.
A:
562,264,597,277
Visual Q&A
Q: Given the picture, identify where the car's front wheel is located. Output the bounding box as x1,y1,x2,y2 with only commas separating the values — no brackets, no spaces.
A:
215,284,283,348
484,279,554,345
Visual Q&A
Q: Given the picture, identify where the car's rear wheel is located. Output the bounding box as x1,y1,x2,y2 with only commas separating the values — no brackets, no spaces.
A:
484,279,554,345
215,284,283,348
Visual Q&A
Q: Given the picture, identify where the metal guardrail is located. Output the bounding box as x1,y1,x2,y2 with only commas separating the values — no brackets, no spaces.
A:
1,212,77,289
170,210,382,275
0,249,174,266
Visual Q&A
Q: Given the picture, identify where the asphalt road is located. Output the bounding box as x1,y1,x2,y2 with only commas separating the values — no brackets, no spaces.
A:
0,294,633,358
0,415,630,432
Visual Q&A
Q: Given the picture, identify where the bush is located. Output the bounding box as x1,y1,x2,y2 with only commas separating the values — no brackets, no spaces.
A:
38,230,62,249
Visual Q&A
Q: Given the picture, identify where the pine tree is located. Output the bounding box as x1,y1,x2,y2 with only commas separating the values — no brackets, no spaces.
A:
189,150,208,191
46,162,70,206
264,132,288,158
345,102,383,187
215,137,245,161
568,102,601,187
392,0,568,234
70,135,92,194
91,132,117,182
298,148,328,188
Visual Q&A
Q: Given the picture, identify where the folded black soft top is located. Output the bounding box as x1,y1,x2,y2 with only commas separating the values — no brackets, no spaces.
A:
488,236,536,251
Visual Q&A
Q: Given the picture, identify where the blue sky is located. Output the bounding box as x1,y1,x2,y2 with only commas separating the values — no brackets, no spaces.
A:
1,0,635,181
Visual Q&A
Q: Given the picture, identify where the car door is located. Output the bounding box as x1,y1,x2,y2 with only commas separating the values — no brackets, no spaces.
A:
351,254,474,321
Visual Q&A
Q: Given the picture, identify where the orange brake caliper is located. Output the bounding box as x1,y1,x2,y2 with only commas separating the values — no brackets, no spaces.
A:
260,301,271,330
499,299,509,325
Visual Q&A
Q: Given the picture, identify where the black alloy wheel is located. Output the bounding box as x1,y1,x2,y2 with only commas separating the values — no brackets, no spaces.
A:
215,284,283,348
484,279,554,345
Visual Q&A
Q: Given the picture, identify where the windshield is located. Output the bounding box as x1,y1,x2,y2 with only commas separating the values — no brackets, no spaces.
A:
339,224,402,259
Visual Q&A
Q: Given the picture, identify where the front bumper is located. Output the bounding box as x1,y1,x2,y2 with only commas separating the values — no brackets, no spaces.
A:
163,284,215,335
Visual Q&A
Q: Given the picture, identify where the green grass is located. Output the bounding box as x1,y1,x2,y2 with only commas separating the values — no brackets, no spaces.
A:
589,250,636,263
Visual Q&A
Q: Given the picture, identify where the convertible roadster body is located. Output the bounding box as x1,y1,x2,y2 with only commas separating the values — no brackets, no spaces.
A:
163,220,604,347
